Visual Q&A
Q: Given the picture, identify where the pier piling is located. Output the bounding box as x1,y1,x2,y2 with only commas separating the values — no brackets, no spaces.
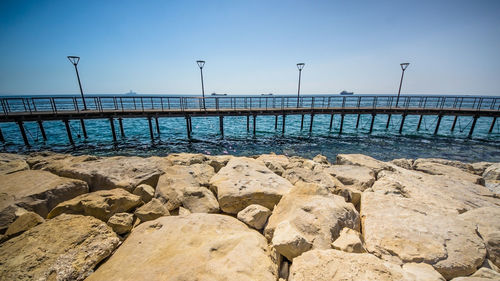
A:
434,115,443,135
109,118,117,142
356,114,361,129
339,114,345,135
309,114,314,132
275,115,278,130
246,115,250,132
253,115,256,136
417,115,423,131
148,117,154,141
80,119,87,139
329,114,334,130
369,114,375,134
282,114,286,135
469,116,478,137
118,118,125,138
219,116,224,137
399,114,406,134
489,117,496,133
155,117,160,136
386,114,391,129
451,116,458,132
37,120,47,141
0,127,4,143
17,121,30,146
301,115,304,130
63,119,74,145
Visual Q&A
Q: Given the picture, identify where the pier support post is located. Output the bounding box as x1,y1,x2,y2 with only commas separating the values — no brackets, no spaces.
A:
339,114,345,135
186,116,191,139
275,115,278,130
451,116,458,132
369,114,375,134
386,114,391,129
18,121,30,146
118,118,125,138
148,117,154,141
417,115,423,131
469,116,478,138
0,127,4,143
282,114,286,136
63,119,74,145
253,115,256,137
80,119,87,139
155,117,161,136
356,114,361,129
309,114,314,133
246,115,250,132
399,114,406,134
37,120,47,141
219,116,224,137
109,118,117,142
189,117,192,132
301,115,304,130
489,117,496,133
329,114,334,130
434,115,443,135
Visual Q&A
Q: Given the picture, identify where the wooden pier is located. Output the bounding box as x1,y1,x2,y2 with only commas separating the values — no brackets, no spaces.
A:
1,95,499,146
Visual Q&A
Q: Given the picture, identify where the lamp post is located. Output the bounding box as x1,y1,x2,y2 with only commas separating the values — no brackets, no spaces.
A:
197,60,206,110
396,62,410,107
296,63,305,107
67,56,87,110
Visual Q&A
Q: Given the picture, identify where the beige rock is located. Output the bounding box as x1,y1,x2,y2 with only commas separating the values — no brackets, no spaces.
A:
289,249,440,281
4,211,44,238
265,182,359,259
47,188,142,221
206,155,233,172
256,154,290,176
178,206,191,216
481,259,500,273
132,183,155,203
165,153,207,165
155,164,219,213
237,204,272,230
134,198,169,222
272,220,313,260
107,212,134,235
279,260,290,280
282,166,344,192
0,170,88,232
471,267,500,279
472,162,494,175
331,227,365,253
86,214,278,281
390,158,414,170
484,163,500,181
210,157,294,214
450,277,495,281
413,161,484,185
324,164,375,191
312,154,330,165
26,151,97,169
0,153,29,175
38,156,163,192
460,207,500,268
361,192,487,280
402,263,446,281
0,214,119,281
336,153,394,173
485,181,500,194
413,158,475,174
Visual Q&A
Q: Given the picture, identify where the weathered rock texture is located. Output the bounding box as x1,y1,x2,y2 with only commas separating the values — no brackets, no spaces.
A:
331,227,365,253
132,184,155,203
0,170,88,232
4,211,44,238
107,212,134,235
0,153,29,175
210,157,294,214
47,188,142,221
0,214,120,281
86,214,278,281
134,198,169,222
237,204,272,230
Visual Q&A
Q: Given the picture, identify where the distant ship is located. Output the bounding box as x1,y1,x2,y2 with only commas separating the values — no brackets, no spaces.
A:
210,93,227,96
124,90,137,96
340,91,354,95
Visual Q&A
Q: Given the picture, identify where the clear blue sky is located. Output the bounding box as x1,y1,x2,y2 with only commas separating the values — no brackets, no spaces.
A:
1,0,500,95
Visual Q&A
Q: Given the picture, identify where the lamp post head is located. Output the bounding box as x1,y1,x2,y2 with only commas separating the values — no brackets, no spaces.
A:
297,63,305,71
67,56,80,65
197,60,205,69
400,62,409,71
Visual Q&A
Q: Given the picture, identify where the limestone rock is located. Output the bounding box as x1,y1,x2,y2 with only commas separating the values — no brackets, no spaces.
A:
27,152,97,170
413,161,484,185
265,182,360,259
0,170,88,232
207,155,233,172
210,157,294,214
132,183,155,203
390,158,414,170
289,249,443,281
107,212,134,235
0,214,120,281
401,263,446,281
4,211,44,238
38,156,163,192
361,192,487,280
282,166,344,192
312,154,330,165
324,164,375,191
272,220,313,260
472,162,494,175
484,163,500,181
178,206,191,216
256,154,290,176
155,164,219,213
460,207,500,268
0,153,29,175
413,158,475,174
134,198,169,222
237,204,272,230
336,153,394,173
165,153,207,165
471,267,500,279
331,227,365,253
47,188,142,221
86,214,278,281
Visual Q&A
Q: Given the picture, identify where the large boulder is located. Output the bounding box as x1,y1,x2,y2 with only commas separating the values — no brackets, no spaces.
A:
323,164,375,191
361,192,487,280
36,156,163,192
0,214,120,281
237,204,272,230
289,249,445,281
413,158,475,174
86,214,279,281
4,211,44,239
0,170,88,232
107,212,134,235
134,198,169,222
336,154,394,173
210,157,294,214
256,154,291,176
47,188,142,221
460,207,500,268
165,153,208,165
413,161,484,185
0,153,29,175
281,166,344,192
26,152,97,170
264,182,359,260
155,164,219,213
331,227,365,253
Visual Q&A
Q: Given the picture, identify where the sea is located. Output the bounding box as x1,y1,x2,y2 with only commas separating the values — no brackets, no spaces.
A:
1,94,499,163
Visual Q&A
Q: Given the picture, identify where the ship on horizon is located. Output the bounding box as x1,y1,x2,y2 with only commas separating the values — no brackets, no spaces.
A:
340,90,354,95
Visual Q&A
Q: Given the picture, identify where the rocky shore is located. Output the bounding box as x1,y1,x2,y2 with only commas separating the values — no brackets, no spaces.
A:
0,151,499,281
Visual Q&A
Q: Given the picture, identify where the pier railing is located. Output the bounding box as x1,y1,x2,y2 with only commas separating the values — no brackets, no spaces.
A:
1,95,499,115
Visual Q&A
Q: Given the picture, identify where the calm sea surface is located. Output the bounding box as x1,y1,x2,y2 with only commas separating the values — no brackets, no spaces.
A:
1,94,499,163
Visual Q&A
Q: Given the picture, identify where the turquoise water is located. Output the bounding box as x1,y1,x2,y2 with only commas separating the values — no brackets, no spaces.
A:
1,112,499,162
